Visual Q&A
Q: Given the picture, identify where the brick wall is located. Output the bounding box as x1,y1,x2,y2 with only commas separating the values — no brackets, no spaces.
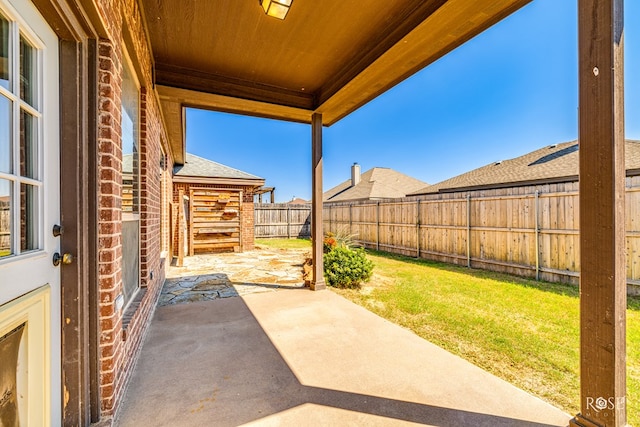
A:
95,0,170,419
242,191,255,250
97,38,124,415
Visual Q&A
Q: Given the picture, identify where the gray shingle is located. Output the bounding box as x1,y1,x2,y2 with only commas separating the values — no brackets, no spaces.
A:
324,167,428,202
173,154,263,180
410,139,640,195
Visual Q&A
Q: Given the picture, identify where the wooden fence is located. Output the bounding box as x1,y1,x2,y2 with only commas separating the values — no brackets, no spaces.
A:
323,180,640,294
254,203,311,238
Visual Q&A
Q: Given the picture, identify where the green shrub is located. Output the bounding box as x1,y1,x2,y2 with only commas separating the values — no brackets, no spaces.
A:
323,247,373,289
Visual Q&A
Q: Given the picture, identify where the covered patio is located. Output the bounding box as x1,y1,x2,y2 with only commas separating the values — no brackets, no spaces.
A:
114,287,570,426
142,0,627,425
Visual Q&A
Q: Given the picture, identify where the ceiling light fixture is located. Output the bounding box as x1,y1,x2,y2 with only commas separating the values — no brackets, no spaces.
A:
260,0,292,20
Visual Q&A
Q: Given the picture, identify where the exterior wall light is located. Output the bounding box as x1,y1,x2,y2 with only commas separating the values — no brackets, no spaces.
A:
260,0,292,20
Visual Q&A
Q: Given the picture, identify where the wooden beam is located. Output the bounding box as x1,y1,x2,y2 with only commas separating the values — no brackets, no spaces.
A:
572,1,626,426
317,0,448,107
156,63,315,110
157,97,185,164
311,113,326,291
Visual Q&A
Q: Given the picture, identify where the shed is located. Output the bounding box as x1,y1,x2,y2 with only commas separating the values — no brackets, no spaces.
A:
172,154,265,256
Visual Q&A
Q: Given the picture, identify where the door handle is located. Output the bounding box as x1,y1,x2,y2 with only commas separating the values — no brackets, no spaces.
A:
52,224,64,237
53,252,73,266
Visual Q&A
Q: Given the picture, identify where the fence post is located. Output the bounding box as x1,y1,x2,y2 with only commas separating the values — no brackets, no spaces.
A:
287,205,291,239
329,204,332,234
376,201,380,251
349,203,353,236
416,199,421,258
466,195,471,268
535,191,540,281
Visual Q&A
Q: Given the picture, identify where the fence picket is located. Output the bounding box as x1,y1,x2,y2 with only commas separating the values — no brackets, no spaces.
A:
253,182,640,293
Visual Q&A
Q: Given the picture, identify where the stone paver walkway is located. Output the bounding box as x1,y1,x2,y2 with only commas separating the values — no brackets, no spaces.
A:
159,246,309,306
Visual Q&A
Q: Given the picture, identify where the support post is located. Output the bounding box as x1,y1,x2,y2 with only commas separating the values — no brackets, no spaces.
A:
287,205,291,239
311,113,326,290
571,1,626,426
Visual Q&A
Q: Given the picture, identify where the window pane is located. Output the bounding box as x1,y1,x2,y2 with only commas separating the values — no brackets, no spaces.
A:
0,14,8,90
0,179,11,257
19,183,37,252
19,109,36,178
19,36,36,107
121,62,139,213
0,94,10,173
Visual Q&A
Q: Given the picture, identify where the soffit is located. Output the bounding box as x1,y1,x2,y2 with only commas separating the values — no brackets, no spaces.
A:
141,0,532,163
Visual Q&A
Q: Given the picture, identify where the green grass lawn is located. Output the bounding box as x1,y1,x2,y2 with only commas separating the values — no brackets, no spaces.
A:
255,237,311,250
332,250,639,425
257,239,639,424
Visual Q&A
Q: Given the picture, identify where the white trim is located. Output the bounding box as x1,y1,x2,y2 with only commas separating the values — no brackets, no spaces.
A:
172,175,265,187
0,83,14,99
122,212,140,221
0,285,51,427
0,248,46,267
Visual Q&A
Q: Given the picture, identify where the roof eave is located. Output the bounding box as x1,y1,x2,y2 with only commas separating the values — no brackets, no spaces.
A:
155,0,532,157
411,175,581,195
173,175,265,188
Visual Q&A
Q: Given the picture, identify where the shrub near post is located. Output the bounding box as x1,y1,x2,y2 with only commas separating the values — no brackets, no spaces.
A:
324,246,373,289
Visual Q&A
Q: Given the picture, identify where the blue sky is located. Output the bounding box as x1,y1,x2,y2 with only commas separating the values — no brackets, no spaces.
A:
186,0,639,202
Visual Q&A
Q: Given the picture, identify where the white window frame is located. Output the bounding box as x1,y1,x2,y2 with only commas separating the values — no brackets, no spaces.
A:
0,3,45,264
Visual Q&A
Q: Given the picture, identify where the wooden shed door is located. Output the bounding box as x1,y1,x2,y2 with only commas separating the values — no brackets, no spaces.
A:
190,188,242,254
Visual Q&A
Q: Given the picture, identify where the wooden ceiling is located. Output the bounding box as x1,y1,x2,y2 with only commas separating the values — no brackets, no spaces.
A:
140,0,532,163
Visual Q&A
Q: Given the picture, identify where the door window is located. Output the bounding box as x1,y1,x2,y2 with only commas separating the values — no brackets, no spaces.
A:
0,12,42,259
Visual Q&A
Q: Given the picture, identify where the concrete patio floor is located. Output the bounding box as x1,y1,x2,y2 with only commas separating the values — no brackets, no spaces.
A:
114,269,571,426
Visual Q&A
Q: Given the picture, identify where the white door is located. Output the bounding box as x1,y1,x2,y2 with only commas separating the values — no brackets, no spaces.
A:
0,0,60,425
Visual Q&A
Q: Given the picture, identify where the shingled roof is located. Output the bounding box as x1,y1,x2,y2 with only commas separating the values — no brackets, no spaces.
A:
173,153,263,180
410,139,640,195
324,167,428,202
